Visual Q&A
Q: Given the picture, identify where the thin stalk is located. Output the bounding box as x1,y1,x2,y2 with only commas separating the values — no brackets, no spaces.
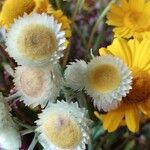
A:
21,129,34,136
28,133,39,150
73,24,87,48
72,0,83,22
55,0,61,9
2,63,15,77
87,0,118,50
63,0,84,67
78,92,88,108
13,118,35,130
5,92,20,101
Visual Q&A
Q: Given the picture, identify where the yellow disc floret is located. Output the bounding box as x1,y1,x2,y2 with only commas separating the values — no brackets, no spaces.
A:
17,24,57,60
88,64,121,92
43,113,81,149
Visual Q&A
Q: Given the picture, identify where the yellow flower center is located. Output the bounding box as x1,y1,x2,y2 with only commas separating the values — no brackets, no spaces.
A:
17,24,57,60
124,71,150,103
43,113,81,149
20,68,44,98
88,64,121,92
124,11,150,31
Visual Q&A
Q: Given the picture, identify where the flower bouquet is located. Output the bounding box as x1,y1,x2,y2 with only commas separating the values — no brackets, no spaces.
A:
0,0,149,150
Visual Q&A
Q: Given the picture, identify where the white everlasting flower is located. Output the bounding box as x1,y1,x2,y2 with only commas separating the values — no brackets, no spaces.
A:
6,13,66,67
36,101,91,150
14,65,63,108
64,56,132,111
0,93,21,150
64,60,87,90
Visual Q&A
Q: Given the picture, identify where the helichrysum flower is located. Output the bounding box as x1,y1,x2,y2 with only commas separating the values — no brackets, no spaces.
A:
64,56,132,111
65,60,87,91
0,0,71,39
95,38,150,133
107,0,150,39
13,65,63,107
0,93,21,150
36,101,91,150
6,13,66,66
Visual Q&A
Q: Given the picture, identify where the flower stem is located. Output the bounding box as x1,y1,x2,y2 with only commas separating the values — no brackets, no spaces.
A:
87,0,118,50
5,92,20,101
28,133,39,150
21,129,34,136
73,24,87,48
72,0,83,22
63,0,84,67
55,0,61,9
13,118,35,130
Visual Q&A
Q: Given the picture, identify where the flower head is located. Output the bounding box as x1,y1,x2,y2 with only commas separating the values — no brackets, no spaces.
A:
36,101,91,150
0,93,21,150
107,0,150,39
95,38,150,132
64,60,87,91
0,0,49,29
6,13,66,66
14,65,63,107
65,56,132,111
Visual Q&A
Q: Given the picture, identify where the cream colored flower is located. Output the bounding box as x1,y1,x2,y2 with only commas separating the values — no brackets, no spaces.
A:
6,13,66,66
64,56,132,111
36,101,91,150
0,93,21,150
14,65,63,107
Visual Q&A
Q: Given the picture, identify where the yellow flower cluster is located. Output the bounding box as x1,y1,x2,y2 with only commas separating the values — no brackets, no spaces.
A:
107,0,150,39
95,0,150,133
0,0,71,39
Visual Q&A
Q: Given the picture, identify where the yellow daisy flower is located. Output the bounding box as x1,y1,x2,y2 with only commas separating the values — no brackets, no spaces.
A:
0,0,49,28
107,0,150,39
95,38,150,133
0,0,71,39
48,9,72,39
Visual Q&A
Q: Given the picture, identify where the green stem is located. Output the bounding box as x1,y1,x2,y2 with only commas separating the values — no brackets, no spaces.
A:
63,0,84,67
87,0,118,50
78,92,88,108
73,24,87,48
72,0,82,22
55,0,61,9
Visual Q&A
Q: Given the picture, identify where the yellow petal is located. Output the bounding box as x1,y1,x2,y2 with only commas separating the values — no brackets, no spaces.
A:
137,39,150,71
105,38,132,67
114,27,134,39
107,13,123,26
110,4,125,16
99,48,113,56
140,99,150,115
0,0,35,28
33,0,49,13
119,0,130,11
125,104,140,132
129,0,145,12
94,111,105,121
103,108,124,132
